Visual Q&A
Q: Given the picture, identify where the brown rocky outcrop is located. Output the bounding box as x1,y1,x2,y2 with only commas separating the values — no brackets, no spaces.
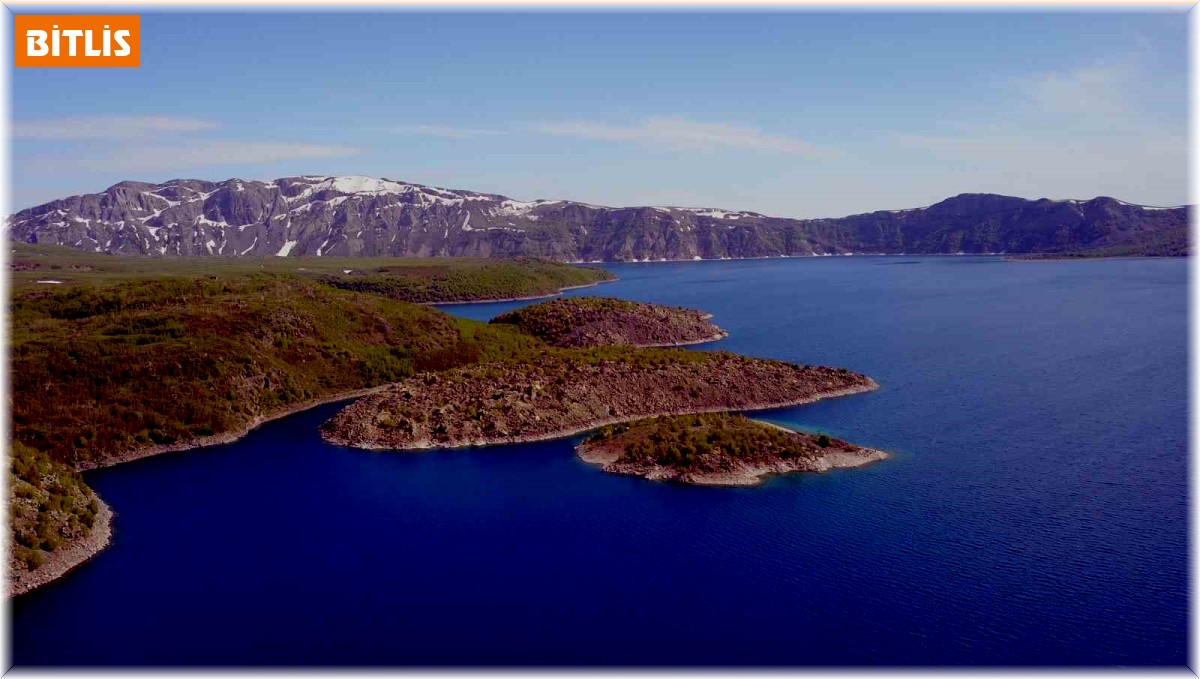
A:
319,349,877,450
490,296,726,347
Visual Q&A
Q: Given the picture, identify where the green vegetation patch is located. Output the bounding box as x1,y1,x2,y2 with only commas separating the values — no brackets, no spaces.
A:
317,258,613,304
585,412,841,471
9,243,614,303
10,273,542,468
9,441,101,574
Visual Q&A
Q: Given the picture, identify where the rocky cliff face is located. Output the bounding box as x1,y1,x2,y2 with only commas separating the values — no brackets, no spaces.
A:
7,175,1189,260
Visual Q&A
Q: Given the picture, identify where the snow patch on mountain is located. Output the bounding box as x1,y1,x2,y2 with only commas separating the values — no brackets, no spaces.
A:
316,176,409,195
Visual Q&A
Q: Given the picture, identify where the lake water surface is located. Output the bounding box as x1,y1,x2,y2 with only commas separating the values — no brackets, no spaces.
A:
11,256,1188,666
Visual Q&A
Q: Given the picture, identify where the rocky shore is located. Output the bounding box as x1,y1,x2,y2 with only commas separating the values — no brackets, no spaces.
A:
490,296,726,348
319,349,877,450
577,414,887,486
75,385,392,471
10,499,113,598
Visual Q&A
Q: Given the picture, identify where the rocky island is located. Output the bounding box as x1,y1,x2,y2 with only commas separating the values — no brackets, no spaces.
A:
319,349,877,450
489,296,726,347
577,413,887,486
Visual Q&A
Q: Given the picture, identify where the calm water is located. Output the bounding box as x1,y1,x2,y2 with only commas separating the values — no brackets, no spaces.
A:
11,256,1188,666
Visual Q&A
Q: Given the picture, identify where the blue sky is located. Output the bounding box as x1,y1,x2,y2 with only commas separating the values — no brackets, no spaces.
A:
8,10,1189,216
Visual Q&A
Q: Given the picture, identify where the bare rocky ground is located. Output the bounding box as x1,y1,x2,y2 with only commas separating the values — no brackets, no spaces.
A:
320,349,877,450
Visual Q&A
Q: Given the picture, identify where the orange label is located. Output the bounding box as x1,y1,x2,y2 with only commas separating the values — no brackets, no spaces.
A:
14,15,140,67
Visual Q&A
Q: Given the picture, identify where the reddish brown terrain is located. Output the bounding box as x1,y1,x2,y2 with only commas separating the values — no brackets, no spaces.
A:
319,349,877,450
490,296,726,347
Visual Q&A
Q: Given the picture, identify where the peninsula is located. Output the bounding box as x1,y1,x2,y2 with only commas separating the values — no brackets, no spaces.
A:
577,413,887,486
9,442,112,596
490,296,727,347
5,245,608,595
7,244,881,597
319,349,877,450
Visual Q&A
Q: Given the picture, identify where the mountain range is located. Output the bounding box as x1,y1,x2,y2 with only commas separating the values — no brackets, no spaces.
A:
6,175,1189,261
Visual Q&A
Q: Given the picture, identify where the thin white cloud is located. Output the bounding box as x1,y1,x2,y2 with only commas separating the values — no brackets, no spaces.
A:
392,124,501,139
74,141,362,173
531,117,833,156
1022,63,1135,120
13,115,220,140
891,57,1186,205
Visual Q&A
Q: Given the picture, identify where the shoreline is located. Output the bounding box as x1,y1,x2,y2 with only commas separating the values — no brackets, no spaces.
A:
321,381,878,451
30,386,393,594
1003,254,1183,263
676,447,889,487
21,385,392,596
9,498,114,598
577,253,1011,264
636,329,728,348
77,385,392,471
421,278,617,307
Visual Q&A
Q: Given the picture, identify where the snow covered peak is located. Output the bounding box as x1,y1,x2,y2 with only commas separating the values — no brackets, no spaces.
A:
1110,198,1185,211
314,176,412,195
655,207,764,220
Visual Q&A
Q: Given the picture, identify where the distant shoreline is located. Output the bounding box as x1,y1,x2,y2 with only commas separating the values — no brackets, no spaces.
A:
423,278,617,306
1004,254,1186,262
577,253,1009,264
585,253,1185,265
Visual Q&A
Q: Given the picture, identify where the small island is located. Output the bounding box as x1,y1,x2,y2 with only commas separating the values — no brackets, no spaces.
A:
320,349,877,450
577,413,887,486
490,296,727,347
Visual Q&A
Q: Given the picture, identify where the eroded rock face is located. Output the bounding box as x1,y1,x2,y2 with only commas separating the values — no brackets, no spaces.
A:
490,297,726,348
318,350,877,450
8,177,1189,260
576,413,887,486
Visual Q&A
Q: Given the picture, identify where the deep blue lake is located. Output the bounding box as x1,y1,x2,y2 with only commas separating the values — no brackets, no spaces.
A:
11,256,1188,666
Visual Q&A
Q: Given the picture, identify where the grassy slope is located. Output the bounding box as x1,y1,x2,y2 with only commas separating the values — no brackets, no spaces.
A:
316,259,611,304
9,242,615,300
583,412,837,469
11,274,544,469
9,442,102,575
